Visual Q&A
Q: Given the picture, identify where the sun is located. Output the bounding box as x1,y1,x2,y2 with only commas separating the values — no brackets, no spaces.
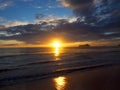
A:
52,41,61,57
53,41,60,48
50,40,64,57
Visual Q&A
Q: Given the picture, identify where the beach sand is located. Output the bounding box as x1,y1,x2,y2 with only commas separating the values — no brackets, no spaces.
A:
1,65,120,90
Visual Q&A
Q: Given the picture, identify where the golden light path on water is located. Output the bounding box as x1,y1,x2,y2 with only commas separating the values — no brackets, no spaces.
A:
52,40,67,90
55,47,59,57
53,41,61,57
52,41,67,90
53,76,67,90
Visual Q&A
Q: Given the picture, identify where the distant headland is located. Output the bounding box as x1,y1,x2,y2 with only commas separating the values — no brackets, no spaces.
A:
78,44,90,48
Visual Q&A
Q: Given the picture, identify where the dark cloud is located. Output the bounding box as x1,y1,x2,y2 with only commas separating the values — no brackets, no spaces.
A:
0,19,119,44
61,0,93,9
60,0,94,16
60,0,120,26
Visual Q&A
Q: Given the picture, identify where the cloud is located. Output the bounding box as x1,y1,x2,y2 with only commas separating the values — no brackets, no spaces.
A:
0,16,29,28
4,21,29,27
0,18,119,45
0,40,24,47
60,0,92,9
0,11,119,44
60,0,120,26
0,0,12,10
35,14,77,24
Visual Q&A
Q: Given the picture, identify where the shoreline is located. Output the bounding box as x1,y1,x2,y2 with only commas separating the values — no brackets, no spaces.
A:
1,65,120,90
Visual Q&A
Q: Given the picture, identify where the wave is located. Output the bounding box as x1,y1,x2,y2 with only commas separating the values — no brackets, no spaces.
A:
0,63,119,87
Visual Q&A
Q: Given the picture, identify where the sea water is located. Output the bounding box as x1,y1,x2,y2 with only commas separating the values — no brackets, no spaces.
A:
0,47,120,86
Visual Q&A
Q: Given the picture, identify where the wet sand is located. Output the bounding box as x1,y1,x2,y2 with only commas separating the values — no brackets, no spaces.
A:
0,65,120,90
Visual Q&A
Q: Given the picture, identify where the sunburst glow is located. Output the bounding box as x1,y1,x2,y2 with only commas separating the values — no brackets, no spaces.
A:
53,41,61,57
53,42,60,48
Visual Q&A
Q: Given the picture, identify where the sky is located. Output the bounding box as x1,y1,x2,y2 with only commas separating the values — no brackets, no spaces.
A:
0,0,72,24
0,0,120,47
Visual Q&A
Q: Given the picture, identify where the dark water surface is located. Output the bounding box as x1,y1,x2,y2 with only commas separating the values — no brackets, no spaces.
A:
0,47,120,86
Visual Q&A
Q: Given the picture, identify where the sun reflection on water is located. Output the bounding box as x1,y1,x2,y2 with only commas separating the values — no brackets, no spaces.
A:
55,47,59,57
53,76,67,90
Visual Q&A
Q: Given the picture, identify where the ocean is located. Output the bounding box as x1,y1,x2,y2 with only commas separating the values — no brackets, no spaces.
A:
0,47,120,86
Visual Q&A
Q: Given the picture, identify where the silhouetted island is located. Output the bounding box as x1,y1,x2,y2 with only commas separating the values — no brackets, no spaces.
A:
78,44,90,48
118,44,120,47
